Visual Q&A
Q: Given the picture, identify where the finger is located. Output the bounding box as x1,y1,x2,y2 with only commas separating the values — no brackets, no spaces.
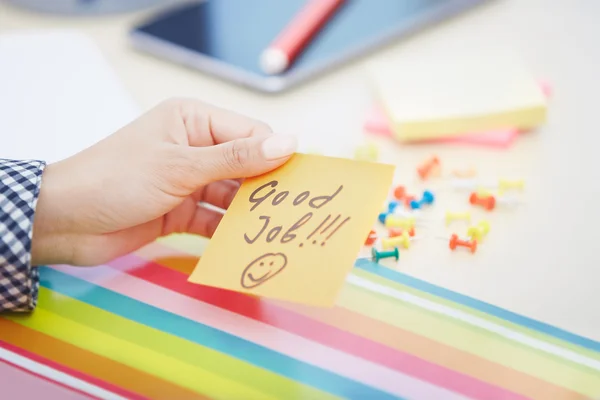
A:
192,180,241,209
187,205,225,238
176,99,274,147
185,133,297,185
230,177,246,187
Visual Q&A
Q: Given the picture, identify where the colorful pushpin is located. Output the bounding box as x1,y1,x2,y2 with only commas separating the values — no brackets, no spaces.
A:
469,192,496,211
417,155,441,180
403,194,417,208
393,185,407,200
384,215,416,229
451,178,524,195
409,190,435,210
467,221,490,241
469,192,523,211
354,143,379,162
389,227,415,237
445,211,471,226
387,200,400,213
498,179,525,195
364,229,378,246
437,234,478,253
476,188,494,197
449,234,477,253
381,231,421,249
371,247,400,262
378,212,388,224
391,209,431,226
451,167,477,178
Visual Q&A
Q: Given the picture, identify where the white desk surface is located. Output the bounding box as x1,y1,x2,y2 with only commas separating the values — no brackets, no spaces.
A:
1,0,599,342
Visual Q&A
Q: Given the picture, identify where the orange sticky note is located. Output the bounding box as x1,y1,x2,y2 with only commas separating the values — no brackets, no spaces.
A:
188,153,394,307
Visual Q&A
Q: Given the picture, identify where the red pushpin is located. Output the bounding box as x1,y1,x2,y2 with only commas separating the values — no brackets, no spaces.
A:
393,185,406,200
451,167,477,178
403,195,416,208
417,156,441,180
364,229,377,246
469,191,523,211
437,234,477,253
389,227,415,237
469,192,496,211
449,234,477,253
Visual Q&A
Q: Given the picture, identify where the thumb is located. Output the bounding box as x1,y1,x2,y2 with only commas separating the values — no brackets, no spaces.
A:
188,133,298,184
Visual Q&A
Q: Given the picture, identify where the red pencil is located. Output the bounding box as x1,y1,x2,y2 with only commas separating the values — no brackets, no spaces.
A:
260,0,345,75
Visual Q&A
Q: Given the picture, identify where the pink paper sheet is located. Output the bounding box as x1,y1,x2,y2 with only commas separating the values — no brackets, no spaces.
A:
364,81,552,148
364,107,520,148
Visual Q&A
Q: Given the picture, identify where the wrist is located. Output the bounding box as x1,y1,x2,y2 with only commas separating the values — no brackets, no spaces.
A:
31,162,73,265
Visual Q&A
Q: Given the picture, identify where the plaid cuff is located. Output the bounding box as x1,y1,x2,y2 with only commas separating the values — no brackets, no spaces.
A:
0,158,46,312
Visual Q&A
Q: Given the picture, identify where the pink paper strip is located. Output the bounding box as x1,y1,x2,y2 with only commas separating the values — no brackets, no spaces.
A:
364,107,519,148
0,360,93,400
0,338,144,400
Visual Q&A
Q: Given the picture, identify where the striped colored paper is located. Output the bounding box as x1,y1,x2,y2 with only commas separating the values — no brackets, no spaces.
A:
0,235,598,399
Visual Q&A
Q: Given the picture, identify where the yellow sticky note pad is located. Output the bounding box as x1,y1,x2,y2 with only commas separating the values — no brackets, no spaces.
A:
188,153,394,307
369,49,548,140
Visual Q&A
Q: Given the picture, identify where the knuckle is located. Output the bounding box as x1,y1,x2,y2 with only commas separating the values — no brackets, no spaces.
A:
158,97,184,113
159,97,203,122
161,97,209,114
155,98,186,128
224,140,249,171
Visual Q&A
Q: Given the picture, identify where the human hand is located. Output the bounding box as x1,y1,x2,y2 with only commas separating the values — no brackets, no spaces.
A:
31,99,297,266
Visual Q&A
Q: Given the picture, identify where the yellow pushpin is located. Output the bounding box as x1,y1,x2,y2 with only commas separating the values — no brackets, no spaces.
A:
384,215,416,229
476,188,494,197
445,211,471,226
498,179,524,195
354,143,379,162
451,167,477,178
467,220,491,241
382,231,412,249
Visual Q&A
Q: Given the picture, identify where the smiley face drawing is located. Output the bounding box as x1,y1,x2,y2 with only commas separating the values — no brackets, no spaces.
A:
240,253,288,289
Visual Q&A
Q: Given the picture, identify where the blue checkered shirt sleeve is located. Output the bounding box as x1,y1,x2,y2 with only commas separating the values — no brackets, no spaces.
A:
0,158,46,312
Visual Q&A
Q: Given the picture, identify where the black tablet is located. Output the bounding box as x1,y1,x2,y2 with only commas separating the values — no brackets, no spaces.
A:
130,0,492,93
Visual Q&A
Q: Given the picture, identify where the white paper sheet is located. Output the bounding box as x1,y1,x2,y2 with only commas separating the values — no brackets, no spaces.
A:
0,29,140,163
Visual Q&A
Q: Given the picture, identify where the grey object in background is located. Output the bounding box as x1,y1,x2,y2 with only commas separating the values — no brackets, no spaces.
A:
4,0,181,15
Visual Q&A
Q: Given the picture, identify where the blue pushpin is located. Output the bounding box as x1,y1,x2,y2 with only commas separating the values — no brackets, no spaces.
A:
409,190,435,210
371,247,400,262
387,201,400,213
378,212,388,224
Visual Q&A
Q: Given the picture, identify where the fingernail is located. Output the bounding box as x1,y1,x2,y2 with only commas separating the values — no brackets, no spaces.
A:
261,134,298,160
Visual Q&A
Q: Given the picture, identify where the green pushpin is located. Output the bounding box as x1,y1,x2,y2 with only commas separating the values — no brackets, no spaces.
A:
371,247,400,263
